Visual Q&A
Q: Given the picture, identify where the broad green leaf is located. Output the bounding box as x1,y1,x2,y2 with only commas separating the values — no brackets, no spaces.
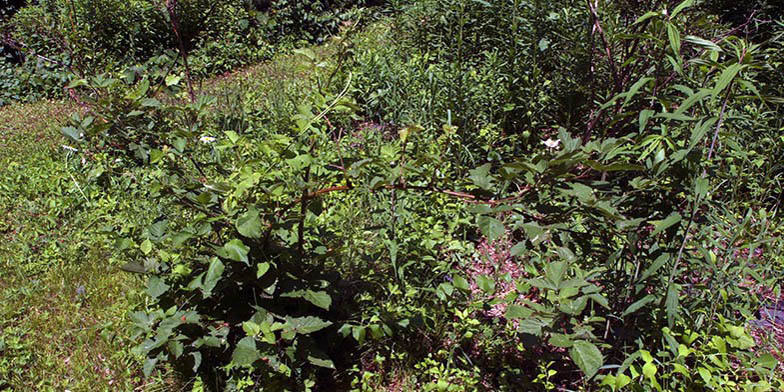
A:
694,177,708,199
146,276,169,299
140,239,153,255
469,164,493,190
202,258,224,297
639,109,655,132
624,77,653,106
231,337,260,367
675,89,712,116
236,207,263,239
549,333,574,348
284,316,332,335
281,290,332,310
634,11,661,25
257,262,270,279
307,354,336,369
640,254,669,281
219,239,250,264
505,304,532,319
475,275,496,294
546,261,567,287
61,126,83,143
477,216,505,241
570,340,604,379
453,275,471,291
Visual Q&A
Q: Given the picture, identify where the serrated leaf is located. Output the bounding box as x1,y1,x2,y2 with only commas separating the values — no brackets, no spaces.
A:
284,316,332,335
469,163,493,190
546,261,567,287
549,333,574,348
570,340,604,379
477,216,505,241
146,276,169,299
505,304,532,319
231,337,260,367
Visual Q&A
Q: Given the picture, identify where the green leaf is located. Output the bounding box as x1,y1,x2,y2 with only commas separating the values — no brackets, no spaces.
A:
475,275,496,294
146,276,169,299
650,212,681,236
219,239,250,264
713,63,744,97
546,261,567,287
66,78,88,89
140,239,153,255
307,354,336,369
549,333,574,348
684,35,722,52
257,262,270,279
671,0,695,18
231,337,260,367
469,164,493,190
624,77,653,106
570,340,604,379
477,216,505,241
622,295,657,317
202,258,225,297
281,290,332,310
61,126,83,143
505,304,532,319
666,284,680,328
640,254,669,281
284,316,332,335
667,23,681,55
694,177,708,199
639,109,655,132
236,207,263,239
453,276,470,291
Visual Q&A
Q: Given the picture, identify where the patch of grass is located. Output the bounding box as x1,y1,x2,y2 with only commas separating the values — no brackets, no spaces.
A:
0,99,175,391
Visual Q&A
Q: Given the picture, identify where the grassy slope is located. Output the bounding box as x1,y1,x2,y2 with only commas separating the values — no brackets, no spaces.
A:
0,100,170,391
0,40,341,390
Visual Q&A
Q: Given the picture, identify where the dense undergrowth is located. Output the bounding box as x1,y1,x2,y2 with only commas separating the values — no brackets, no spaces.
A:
2,0,784,391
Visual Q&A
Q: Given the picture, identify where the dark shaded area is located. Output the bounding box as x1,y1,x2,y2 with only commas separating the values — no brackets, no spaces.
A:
1,0,26,63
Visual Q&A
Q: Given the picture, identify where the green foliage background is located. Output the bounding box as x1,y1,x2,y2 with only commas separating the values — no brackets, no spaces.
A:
2,0,784,391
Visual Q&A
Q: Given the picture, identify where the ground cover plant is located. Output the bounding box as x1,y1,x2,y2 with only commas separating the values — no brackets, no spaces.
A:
2,0,784,391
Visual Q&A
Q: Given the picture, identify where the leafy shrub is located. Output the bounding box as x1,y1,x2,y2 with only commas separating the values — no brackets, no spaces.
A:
50,0,784,390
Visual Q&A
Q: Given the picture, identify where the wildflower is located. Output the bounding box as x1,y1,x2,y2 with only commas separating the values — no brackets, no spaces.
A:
199,136,216,144
541,138,561,149
62,145,79,152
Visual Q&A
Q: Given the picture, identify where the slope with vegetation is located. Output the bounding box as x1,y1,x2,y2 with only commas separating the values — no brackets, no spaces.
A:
1,0,784,391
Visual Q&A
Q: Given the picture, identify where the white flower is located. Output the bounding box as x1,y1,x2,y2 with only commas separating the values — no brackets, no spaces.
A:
199,136,216,144
62,145,79,152
541,138,561,149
